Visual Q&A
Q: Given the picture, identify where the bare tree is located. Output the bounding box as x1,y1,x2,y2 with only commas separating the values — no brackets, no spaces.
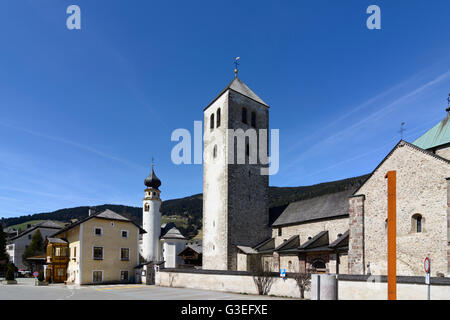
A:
250,259,274,295
294,272,311,299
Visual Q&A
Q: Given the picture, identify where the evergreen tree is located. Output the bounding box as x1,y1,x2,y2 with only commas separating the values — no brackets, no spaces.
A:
0,225,9,274
22,229,45,269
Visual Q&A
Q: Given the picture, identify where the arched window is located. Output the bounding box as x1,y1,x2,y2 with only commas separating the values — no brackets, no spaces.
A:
216,108,221,127
246,143,249,156
288,260,293,271
210,114,214,130
213,145,217,158
311,259,326,271
242,108,247,124
251,111,256,127
144,203,149,212
412,214,423,233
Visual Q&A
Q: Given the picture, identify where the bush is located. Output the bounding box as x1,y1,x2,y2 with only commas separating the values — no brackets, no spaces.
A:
38,271,44,282
5,265,15,281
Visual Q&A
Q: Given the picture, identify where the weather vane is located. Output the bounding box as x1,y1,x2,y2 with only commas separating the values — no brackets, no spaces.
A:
234,57,240,78
152,156,155,169
399,122,406,140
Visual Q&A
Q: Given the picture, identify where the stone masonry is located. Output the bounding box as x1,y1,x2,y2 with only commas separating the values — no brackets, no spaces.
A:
355,141,450,276
348,195,365,274
202,82,271,271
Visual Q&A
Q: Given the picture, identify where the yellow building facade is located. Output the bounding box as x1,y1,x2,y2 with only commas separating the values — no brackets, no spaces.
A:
52,209,143,285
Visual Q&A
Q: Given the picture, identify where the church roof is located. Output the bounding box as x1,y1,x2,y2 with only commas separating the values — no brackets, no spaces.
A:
271,189,355,227
204,77,269,111
413,114,450,150
144,168,161,190
160,223,186,240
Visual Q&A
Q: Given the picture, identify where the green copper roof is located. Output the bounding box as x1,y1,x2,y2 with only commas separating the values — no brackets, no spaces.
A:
413,114,450,150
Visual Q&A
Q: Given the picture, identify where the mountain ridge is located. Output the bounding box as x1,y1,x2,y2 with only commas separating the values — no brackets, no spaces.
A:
1,174,369,238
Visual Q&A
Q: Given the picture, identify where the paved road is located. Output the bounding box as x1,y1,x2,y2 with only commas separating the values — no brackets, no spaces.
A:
0,278,292,300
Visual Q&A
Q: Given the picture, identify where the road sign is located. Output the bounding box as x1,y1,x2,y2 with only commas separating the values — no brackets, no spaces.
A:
425,273,430,285
280,269,286,278
424,257,430,273
424,257,431,300
33,271,39,277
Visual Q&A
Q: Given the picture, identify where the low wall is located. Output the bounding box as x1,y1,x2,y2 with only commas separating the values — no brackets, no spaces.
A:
156,269,306,299
156,269,450,300
338,274,450,300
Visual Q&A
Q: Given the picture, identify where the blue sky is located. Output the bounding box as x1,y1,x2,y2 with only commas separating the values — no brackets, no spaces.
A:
1,0,450,218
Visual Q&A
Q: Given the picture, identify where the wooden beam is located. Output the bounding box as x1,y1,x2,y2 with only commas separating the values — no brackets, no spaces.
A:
385,170,397,300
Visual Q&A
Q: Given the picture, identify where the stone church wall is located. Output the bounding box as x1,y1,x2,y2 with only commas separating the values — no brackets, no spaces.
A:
356,142,450,276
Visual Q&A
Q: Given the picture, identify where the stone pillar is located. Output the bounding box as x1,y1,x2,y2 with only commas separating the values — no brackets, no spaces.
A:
348,194,365,274
447,178,450,274
272,252,280,272
298,254,307,273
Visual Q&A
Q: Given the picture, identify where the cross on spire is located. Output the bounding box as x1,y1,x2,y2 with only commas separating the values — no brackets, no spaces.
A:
399,122,406,140
234,57,240,78
152,156,155,169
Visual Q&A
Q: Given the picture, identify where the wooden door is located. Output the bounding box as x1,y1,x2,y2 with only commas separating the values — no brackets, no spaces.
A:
54,266,66,283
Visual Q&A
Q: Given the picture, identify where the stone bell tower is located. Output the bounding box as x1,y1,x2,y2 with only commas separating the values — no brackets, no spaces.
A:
142,165,162,263
202,76,271,270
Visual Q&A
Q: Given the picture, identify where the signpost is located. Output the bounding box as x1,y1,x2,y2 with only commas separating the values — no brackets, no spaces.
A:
424,257,431,300
33,271,39,278
280,268,286,279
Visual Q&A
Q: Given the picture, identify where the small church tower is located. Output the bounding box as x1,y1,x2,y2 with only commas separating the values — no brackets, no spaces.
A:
142,166,162,263
202,76,271,270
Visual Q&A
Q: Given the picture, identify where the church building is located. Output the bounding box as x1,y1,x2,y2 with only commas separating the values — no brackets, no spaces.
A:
201,74,450,278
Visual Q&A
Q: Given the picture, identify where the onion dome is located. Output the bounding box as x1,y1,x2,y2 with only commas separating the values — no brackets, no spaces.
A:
144,168,161,190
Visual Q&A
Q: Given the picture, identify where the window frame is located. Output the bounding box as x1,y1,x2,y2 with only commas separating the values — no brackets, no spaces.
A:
120,270,129,281
210,113,215,130
411,214,423,233
120,248,130,261
93,246,104,260
242,107,247,124
94,227,103,236
92,270,103,283
216,108,221,128
121,230,129,238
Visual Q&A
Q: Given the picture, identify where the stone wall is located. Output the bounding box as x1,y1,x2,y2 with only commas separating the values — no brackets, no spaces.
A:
226,90,270,270
156,269,450,300
356,142,450,276
156,269,306,299
338,277,450,300
348,195,365,274
202,93,230,270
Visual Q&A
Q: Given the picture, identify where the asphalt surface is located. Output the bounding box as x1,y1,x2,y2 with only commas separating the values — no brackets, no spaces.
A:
0,278,292,300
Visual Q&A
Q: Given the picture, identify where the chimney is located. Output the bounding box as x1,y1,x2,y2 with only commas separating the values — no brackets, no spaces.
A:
88,207,95,216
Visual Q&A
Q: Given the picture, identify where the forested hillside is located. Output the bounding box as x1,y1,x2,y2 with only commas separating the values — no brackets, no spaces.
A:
1,174,369,238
